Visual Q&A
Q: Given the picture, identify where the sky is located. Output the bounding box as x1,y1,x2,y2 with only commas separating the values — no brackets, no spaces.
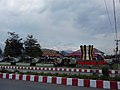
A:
0,0,120,55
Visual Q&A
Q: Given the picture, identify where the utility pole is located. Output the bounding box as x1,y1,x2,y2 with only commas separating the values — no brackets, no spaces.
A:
119,50,120,61
115,40,120,69
115,40,120,60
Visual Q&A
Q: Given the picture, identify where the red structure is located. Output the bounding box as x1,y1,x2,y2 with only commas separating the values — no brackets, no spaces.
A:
67,45,107,65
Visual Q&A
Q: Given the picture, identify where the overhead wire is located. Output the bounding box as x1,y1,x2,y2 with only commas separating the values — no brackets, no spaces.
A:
112,0,118,40
112,0,120,59
104,0,120,55
103,0,116,40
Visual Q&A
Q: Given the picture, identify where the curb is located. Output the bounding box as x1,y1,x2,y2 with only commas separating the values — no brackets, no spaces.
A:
0,73,120,89
0,66,119,74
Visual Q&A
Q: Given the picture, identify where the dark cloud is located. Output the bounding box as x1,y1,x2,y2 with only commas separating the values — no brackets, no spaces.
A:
0,0,119,54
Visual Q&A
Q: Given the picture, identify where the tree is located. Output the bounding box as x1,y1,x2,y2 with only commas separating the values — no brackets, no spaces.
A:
0,48,2,57
4,32,23,57
24,35,42,58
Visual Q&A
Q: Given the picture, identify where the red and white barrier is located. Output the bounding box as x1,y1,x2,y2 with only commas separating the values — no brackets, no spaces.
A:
0,73,120,89
0,66,119,74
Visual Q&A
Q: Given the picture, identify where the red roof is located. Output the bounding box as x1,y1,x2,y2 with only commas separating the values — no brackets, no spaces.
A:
42,51,61,57
66,48,104,57
67,51,81,57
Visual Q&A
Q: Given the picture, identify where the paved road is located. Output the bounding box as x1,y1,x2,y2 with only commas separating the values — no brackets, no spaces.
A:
0,78,104,90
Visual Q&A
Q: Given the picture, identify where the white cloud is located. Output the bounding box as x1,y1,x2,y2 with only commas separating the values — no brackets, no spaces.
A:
0,0,46,15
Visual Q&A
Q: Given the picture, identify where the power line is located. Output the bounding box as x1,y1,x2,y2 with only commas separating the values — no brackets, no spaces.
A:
103,0,116,40
113,0,118,40
112,0,120,63
103,0,119,58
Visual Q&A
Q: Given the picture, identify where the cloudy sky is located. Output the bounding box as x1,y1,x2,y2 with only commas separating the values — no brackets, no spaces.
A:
0,0,120,54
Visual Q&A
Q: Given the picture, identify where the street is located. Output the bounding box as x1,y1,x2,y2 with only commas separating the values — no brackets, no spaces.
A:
0,78,104,90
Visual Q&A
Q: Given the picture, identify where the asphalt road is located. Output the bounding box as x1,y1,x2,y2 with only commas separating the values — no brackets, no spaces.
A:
0,78,104,90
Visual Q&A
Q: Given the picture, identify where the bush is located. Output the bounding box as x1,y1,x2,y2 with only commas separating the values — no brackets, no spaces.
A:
30,62,36,66
99,75,109,80
11,62,16,65
102,66,109,77
58,73,68,77
114,76,120,81
90,75,99,80
68,74,78,78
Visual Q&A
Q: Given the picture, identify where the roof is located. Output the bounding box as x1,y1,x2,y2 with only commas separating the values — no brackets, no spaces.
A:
42,49,61,57
67,51,81,57
66,48,104,57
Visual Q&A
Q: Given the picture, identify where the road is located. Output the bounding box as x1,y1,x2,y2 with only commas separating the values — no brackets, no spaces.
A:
0,78,104,90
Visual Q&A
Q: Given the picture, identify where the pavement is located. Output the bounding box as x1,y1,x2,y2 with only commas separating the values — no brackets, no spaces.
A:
0,78,104,90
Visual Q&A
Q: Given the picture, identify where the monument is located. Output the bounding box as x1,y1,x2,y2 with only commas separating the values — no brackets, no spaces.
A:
78,45,107,65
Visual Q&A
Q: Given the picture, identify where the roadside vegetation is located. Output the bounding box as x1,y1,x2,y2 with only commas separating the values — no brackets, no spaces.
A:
0,66,120,81
3,32,42,60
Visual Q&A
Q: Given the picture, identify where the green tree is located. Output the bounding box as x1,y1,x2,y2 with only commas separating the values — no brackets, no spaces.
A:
4,32,23,57
0,48,2,56
24,35,42,57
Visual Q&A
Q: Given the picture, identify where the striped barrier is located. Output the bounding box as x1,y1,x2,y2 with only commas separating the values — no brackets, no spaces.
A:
0,73,120,89
0,66,119,74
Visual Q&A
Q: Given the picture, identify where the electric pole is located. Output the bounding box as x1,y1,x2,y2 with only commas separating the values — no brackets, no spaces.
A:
115,40,120,70
115,40,120,61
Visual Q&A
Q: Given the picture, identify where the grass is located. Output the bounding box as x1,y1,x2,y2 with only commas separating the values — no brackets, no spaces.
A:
110,64,119,69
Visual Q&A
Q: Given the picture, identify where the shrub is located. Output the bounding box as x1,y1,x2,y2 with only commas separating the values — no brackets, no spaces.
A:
102,66,109,77
114,76,120,81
